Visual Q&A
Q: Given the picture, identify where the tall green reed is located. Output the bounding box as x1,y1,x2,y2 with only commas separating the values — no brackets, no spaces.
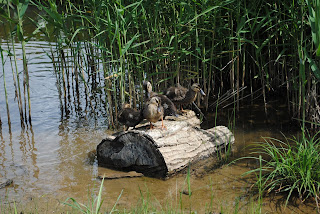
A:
2,0,34,127
2,0,318,130
13,0,32,125
1,0,29,129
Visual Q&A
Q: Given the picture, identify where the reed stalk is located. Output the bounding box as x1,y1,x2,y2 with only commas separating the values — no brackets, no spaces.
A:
15,0,32,125
0,43,11,132
2,0,26,128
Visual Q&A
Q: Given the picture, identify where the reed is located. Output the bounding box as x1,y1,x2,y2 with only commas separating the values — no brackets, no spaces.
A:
0,41,11,132
39,1,315,111
14,0,32,125
2,0,32,127
0,0,319,131
1,0,26,129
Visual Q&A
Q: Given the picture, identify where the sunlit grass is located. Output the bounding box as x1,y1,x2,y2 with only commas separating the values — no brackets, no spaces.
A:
63,178,123,214
0,168,301,214
243,131,320,210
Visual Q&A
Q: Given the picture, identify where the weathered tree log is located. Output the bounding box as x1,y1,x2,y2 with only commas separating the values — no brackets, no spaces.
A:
97,110,234,178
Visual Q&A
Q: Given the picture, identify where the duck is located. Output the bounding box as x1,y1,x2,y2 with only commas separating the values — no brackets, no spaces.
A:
143,80,178,118
117,103,143,131
142,96,166,129
163,83,206,111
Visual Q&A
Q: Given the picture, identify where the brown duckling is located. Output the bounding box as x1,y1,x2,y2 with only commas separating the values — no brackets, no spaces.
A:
117,103,143,131
143,80,178,118
163,83,206,111
142,96,166,129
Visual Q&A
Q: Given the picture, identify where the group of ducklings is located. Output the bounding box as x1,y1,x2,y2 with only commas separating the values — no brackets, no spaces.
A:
117,81,206,131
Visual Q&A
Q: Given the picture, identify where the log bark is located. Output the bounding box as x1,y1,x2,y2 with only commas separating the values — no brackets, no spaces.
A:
97,110,234,178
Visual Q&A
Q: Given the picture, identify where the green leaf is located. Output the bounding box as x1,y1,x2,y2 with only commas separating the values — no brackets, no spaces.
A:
305,48,320,81
25,17,46,42
0,47,12,56
121,33,139,57
131,39,150,49
122,0,142,10
11,0,19,5
0,7,8,18
40,4,62,26
186,5,220,24
169,35,175,46
69,27,86,44
306,0,320,54
18,0,30,19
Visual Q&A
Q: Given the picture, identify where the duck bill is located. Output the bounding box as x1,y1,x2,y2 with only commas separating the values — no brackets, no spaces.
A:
200,89,206,96
157,106,161,113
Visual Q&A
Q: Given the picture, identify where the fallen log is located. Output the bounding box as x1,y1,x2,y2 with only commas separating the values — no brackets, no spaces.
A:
97,110,234,178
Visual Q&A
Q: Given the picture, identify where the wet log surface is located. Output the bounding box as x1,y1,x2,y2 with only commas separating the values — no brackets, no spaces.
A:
97,110,235,178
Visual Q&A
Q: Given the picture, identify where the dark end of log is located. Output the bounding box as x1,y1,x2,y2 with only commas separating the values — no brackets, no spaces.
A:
97,131,168,178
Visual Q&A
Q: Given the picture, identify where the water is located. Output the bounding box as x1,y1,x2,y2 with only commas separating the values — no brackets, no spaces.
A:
0,25,316,214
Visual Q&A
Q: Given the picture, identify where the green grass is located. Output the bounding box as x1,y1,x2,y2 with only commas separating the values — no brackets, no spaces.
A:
242,131,320,210
1,166,311,213
63,178,123,214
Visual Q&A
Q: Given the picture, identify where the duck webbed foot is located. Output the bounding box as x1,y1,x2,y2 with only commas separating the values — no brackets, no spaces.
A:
177,104,188,113
177,106,188,114
149,122,155,129
161,117,167,130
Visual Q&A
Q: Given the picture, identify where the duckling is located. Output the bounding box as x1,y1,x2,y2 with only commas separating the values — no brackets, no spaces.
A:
117,103,143,131
143,80,178,118
163,83,206,111
143,80,157,99
142,96,166,129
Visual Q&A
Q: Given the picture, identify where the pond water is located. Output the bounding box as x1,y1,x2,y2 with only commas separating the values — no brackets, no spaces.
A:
0,19,317,214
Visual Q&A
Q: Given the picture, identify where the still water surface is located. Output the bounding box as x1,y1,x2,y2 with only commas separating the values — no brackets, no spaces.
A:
0,37,315,213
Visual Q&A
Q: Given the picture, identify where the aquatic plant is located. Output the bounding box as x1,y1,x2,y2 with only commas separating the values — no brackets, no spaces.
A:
243,131,320,210
0,41,10,131
0,0,319,132
63,178,123,214
0,0,35,129
32,0,319,127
